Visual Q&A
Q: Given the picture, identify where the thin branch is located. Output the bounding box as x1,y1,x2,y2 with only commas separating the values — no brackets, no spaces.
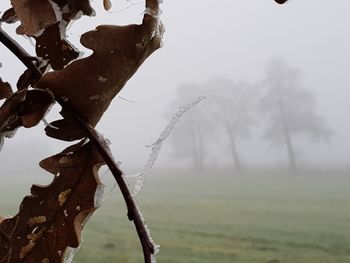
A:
0,27,41,80
0,27,156,263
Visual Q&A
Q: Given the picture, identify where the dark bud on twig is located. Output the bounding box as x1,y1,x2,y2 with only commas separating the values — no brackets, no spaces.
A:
275,0,288,4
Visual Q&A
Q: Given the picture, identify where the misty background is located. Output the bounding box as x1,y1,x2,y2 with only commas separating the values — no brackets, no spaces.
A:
1,0,350,174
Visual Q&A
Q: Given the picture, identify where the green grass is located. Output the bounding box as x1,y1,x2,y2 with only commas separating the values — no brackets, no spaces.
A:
1,170,350,262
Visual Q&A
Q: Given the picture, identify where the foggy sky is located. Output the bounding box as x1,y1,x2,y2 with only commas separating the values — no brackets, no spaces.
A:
1,1,350,171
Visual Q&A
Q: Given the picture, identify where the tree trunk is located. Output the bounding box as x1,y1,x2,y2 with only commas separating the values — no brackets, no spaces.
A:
223,106,242,171
282,118,297,171
190,113,204,170
228,132,241,171
278,91,297,172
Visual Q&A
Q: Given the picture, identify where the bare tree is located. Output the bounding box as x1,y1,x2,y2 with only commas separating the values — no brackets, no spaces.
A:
168,78,257,171
205,78,257,171
259,59,332,171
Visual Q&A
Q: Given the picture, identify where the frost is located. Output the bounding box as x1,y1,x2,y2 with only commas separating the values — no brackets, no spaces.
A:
98,75,107,83
94,184,105,208
145,7,159,18
151,243,160,263
61,4,70,14
134,201,160,257
151,254,158,263
58,20,68,38
0,136,4,152
39,89,55,127
146,8,165,42
63,247,77,263
48,0,63,22
72,10,84,21
89,94,100,101
0,129,19,152
94,131,112,155
33,28,45,38
63,212,92,263
43,118,59,129
92,167,118,205
132,96,206,196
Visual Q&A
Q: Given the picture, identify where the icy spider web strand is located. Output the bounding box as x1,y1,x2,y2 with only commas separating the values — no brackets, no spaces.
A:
63,171,106,263
0,130,17,152
63,214,92,263
100,96,206,201
134,199,160,261
64,246,79,263
131,96,206,196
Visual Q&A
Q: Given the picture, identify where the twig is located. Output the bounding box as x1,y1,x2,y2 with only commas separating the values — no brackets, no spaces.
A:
0,26,156,263
0,27,41,80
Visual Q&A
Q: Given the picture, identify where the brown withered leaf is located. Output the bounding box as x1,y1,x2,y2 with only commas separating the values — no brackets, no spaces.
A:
0,142,105,263
0,90,26,130
19,89,54,128
11,0,58,36
0,89,54,135
68,0,94,16
0,79,13,100
36,23,80,70
36,13,164,141
44,116,86,141
17,69,38,91
0,8,18,24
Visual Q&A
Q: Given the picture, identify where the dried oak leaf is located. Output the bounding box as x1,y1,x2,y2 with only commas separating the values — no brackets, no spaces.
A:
36,13,164,141
0,8,18,24
0,89,54,135
16,69,42,91
19,89,55,128
68,0,95,16
10,0,59,36
0,142,105,263
0,89,26,131
0,79,13,100
35,23,80,70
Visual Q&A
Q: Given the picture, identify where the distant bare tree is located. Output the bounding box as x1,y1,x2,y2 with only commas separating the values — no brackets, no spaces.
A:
205,78,257,171
168,78,257,171
259,59,332,171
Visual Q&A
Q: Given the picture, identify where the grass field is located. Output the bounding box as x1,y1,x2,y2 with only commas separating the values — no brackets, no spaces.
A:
1,170,350,262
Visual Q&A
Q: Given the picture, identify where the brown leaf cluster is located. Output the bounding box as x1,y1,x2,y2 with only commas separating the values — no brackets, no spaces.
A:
0,0,163,262
7,0,95,36
37,13,164,141
2,0,92,70
0,142,105,262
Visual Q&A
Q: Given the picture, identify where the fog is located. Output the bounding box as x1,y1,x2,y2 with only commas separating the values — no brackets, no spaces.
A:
1,0,350,173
